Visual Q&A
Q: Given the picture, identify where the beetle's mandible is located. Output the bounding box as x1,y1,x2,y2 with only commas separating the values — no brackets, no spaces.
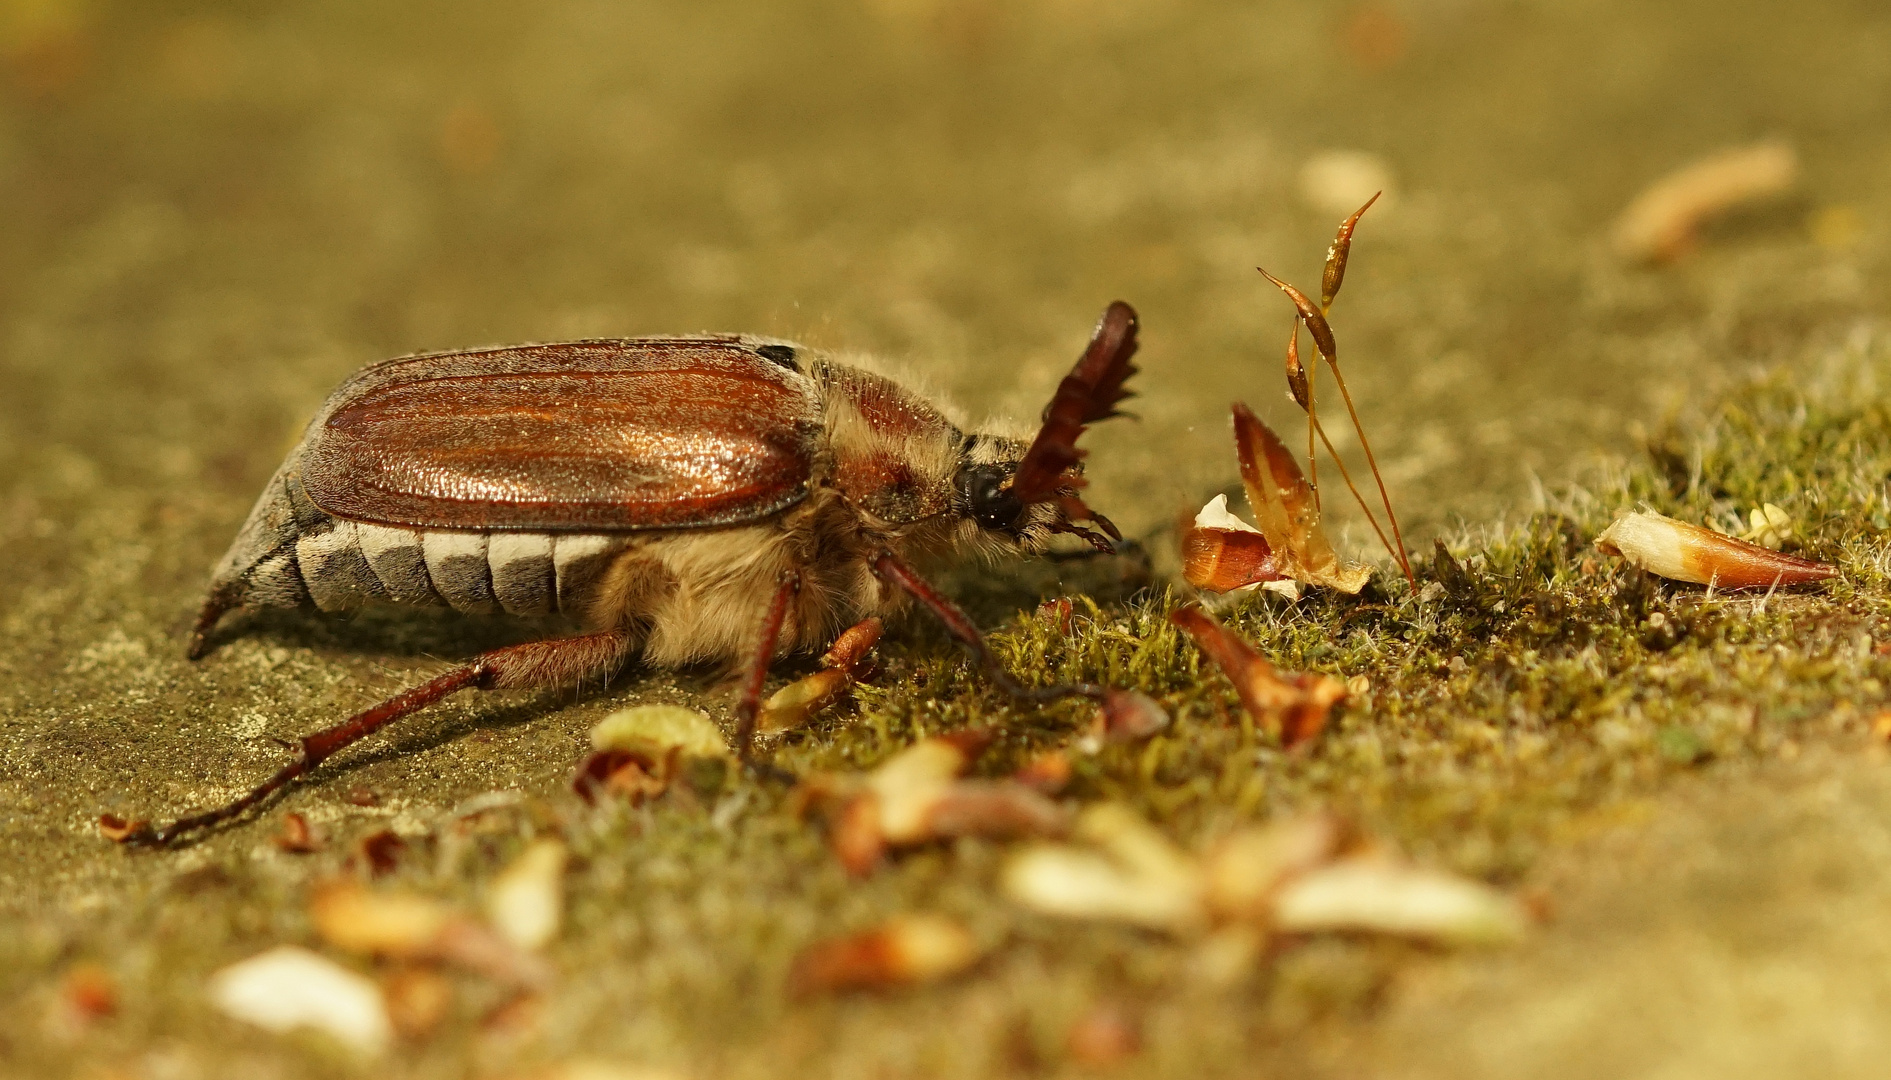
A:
124,302,1151,845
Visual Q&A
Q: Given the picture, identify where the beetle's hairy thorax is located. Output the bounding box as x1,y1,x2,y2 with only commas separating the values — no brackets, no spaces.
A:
579,360,1003,666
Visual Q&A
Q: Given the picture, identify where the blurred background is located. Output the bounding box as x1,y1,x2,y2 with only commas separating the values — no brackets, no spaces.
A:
6,3,1891,1076
4,0,1886,567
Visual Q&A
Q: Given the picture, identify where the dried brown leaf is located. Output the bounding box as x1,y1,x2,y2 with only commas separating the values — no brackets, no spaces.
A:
1594,510,1836,589
1233,404,1369,593
1170,606,1348,748
275,812,322,854
786,915,981,997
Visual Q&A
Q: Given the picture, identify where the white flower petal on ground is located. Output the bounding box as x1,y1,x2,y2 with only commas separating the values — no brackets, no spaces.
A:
207,945,391,1056
1272,857,1528,945
486,839,568,951
589,705,729,758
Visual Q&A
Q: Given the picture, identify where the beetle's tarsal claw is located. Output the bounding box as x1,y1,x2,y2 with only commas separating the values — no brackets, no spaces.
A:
1048,521,1117,555
185,585,241,660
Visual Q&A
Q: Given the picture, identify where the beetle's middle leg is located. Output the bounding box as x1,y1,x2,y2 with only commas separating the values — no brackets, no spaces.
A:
123,628,635,846
732,571,801,762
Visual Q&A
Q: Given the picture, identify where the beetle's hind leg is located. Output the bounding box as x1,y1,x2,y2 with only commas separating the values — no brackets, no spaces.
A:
118,628,635,846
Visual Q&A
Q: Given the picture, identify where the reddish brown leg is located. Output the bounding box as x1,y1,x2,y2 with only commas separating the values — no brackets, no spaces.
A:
732,571,801,762
185,583,242,660
870,550,1104,705
123,629,634,846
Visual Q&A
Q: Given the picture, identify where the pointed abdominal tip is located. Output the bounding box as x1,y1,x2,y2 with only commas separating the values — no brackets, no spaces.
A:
1011,301,1142,506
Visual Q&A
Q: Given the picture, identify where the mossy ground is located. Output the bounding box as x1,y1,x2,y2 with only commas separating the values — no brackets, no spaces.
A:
9,327,1891,1080
7,2,1891,1077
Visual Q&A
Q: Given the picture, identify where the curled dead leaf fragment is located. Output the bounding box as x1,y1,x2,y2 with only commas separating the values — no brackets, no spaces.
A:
576,704,728,805
1182,494,1287,594
381,967,453,1040
759,617,883,734
1002,804,1203,931
1233,403,1372,594
1612,139,1799,263
1272,856,1529,945
817,732,1067,875
208,945,391,1056
1091,689,1170,745
1594,510,1835,589
787,914,981,996
486,839,567,951
97,814,146,843
1202,812,1352,922
275,812,322,854
1170,606,1347,748
309,880,552,991
353,829,406,877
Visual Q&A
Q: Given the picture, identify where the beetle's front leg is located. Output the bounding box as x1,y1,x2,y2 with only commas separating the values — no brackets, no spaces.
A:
115,629,636,846
869,550,1103,706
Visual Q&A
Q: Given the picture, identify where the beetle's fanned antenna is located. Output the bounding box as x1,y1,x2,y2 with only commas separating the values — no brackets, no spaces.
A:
1009,301,1141,523
1257,199,1416,592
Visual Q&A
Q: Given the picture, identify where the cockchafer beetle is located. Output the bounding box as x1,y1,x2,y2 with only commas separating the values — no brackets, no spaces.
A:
120,303,1156,844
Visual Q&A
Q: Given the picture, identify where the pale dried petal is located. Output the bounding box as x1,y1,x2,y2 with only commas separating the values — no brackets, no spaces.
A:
1594,510,1835,589
1193,492,1262,534
923,780,1068,840
1202,813,1349,921
310,881,452,956
1272,857,1528,945
786,914,980,995
757,668,850,735
1001,845,1203,930
1076,804,1199,890
208,945,391,1056
1611,139,1799,263
868,738,973,844
310,881,551,989
486,839,567,951
589,705,729,758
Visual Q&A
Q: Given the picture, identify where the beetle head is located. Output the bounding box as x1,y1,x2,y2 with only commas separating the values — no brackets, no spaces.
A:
955,435,1117,555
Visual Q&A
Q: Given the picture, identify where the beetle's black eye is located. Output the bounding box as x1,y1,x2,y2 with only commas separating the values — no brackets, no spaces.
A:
958,463,1025,533
755,344,798,371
